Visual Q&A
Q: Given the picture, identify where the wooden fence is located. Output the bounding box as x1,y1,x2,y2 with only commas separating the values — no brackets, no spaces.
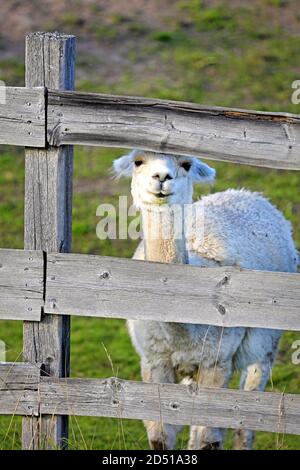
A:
0,32,300,449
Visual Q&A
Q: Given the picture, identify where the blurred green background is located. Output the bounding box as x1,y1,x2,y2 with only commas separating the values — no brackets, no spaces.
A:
0,0,299,449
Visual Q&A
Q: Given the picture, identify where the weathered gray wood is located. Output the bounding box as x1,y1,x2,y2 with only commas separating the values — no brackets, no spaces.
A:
44,253,300,331
0,86,46,147
0,248,298,331
48,90,300,170
0,363,40,416
23,31,75,450
39,376,300,435
24,147,73,252
1,365,300,435
0,249,43,321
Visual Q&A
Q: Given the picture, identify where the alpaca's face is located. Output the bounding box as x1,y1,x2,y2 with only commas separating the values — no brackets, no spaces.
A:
132,153,194,207
113,150,215,208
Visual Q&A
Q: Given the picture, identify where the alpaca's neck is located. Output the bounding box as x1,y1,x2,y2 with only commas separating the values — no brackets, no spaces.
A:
141,205,187,264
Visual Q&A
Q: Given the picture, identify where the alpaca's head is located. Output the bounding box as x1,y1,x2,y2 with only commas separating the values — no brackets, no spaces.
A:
113,150,215,208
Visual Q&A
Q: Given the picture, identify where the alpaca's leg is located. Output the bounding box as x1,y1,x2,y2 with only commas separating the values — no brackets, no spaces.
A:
232,328,281,450
233,362,270,450
188,365,231,450
188,425,225,450
142,358,179,450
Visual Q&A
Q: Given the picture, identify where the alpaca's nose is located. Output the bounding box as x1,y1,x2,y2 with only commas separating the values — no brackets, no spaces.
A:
152,172,173,183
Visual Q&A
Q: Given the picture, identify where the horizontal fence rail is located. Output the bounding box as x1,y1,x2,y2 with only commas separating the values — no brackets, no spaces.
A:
45,252,300,330
0,249,43,321
0,87,46,147
1,249,300,330
1,362,300,435
0,363,40,416
1,87,300,169
47,90,300,170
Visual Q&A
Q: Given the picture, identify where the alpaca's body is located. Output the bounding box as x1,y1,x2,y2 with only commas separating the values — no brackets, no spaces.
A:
128,189,297,449
113,151,298,450
130,188,297,369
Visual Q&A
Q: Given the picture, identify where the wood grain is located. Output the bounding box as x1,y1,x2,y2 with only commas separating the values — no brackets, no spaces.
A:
0,249,43,321
39,376,300,435
0,363,39,416
44,252,300,331
0,86,45,147
48,90,300,170
0,248,298,331
23,31,75,450
1,363,299,436
0,77,298,170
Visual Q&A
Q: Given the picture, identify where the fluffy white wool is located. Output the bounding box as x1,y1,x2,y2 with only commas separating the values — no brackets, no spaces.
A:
113,150,298,450
188,188,298,272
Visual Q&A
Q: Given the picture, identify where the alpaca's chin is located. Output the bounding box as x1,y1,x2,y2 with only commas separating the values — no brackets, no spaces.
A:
135,191,189,207
136,199,170,208
138,197,182,208
135,195,173,207
151,195,173,206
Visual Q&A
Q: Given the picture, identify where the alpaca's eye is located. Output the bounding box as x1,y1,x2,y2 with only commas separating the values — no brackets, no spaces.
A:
134,160,144,167
181,161,191,172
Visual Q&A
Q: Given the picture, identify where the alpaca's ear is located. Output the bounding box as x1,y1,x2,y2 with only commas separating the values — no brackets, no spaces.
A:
189,158,216,183
112,150,141,178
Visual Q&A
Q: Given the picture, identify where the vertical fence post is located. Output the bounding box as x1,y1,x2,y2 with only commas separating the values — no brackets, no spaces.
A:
22,32,76,449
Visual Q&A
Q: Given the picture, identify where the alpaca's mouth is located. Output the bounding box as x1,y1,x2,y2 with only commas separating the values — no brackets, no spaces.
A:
148,191,174,199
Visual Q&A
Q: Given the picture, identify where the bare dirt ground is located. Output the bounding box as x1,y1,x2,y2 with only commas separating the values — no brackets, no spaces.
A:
1,0,299,85
0,0,177,83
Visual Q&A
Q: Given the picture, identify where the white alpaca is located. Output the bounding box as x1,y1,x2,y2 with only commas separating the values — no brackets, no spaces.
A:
113,149,298,450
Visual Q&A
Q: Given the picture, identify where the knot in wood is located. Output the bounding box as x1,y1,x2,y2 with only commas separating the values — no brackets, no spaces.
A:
218,304,226,315
169,401,180,410
99,271,110,280
218,274,231,287
109,377,122,392
187,382,198,396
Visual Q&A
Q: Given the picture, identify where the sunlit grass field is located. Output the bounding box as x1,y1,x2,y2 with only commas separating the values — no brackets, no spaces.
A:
0,0,300,450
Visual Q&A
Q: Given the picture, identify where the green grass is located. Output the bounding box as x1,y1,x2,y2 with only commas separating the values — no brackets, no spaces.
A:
0,0,300,450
